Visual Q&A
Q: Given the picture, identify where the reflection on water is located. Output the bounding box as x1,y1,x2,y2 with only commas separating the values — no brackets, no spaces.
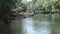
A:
22,14,51,34
0,14,60,34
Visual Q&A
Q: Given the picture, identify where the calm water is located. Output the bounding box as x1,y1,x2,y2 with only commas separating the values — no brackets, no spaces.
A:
0,14,60,34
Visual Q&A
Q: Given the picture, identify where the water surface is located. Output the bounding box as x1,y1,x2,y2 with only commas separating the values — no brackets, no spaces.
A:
0,14,60,34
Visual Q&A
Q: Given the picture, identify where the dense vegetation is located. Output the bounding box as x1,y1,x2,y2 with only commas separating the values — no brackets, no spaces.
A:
0,0,21,23
22,0,60,13
0,0,60,23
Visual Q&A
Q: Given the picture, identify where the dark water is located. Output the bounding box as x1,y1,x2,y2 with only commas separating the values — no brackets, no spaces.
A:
0,14,60,34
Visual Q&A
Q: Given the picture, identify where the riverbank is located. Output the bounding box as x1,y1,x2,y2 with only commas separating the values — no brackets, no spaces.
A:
34,11,60,14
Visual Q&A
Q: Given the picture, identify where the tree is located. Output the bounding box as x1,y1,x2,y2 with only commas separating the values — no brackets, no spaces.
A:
54,1,60,10
0,0,17,23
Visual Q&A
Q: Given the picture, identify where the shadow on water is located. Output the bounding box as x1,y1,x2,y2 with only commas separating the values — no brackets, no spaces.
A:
0,19,22,34
0,22,12,34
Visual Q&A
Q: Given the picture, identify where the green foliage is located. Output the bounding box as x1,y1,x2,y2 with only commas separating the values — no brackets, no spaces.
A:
20,3,27,12
54,1,60,9
0,0,18,23
23,0,60,12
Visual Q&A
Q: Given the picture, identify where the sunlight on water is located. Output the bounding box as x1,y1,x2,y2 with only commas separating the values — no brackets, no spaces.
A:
22,17,51,34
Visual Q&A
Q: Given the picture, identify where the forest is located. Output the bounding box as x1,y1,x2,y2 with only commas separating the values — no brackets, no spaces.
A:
23,0,60,14
0,0,60,23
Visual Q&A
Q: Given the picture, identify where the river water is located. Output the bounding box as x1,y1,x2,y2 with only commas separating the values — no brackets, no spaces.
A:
0,14,60,34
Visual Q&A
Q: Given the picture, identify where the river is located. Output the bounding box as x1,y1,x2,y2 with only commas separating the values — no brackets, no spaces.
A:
0,14,60,34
